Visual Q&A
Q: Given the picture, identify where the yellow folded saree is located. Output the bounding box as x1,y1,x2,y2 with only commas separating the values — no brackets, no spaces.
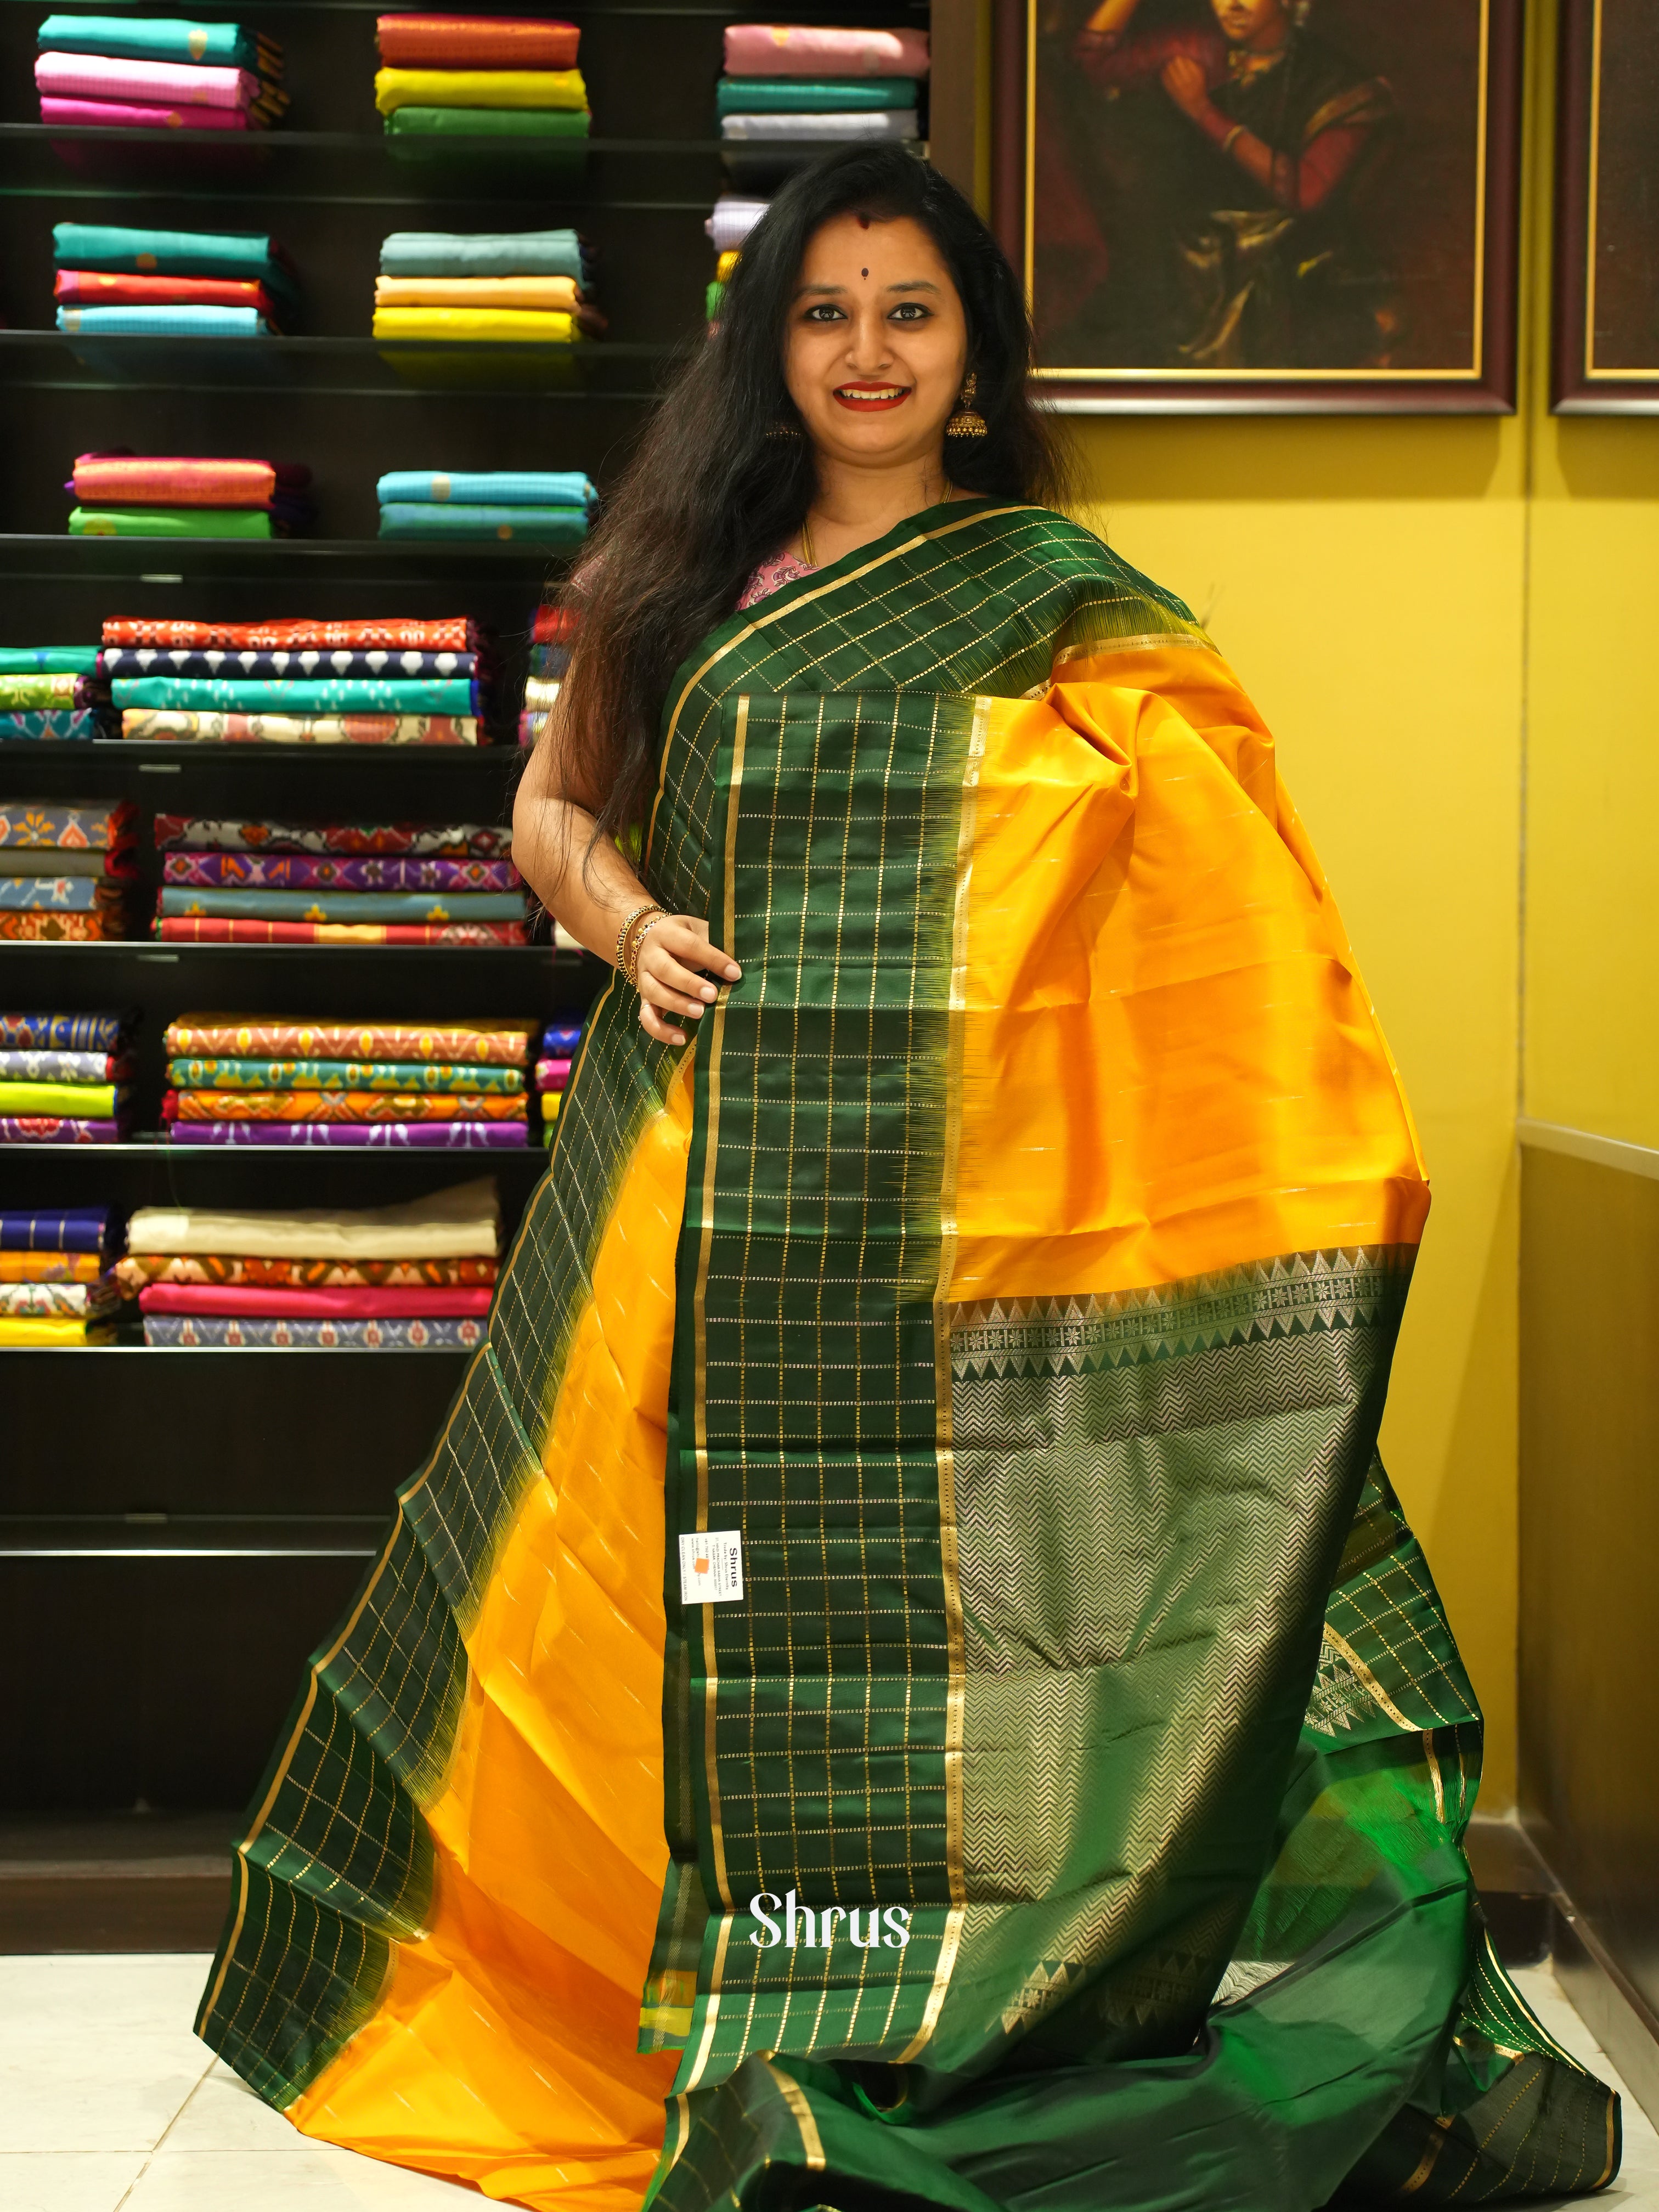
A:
372,306,581,343
374,66,587,112
374,275,585,311
196,501,1620,2212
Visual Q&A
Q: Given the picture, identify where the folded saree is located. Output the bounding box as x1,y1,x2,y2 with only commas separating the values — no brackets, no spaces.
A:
130,1179,500,1259
0,711,100,740
375,275,585,310
107,646,472,677
151,812,509,857
0,879,123,916
73,458,303,506
380,230,587,280
38,17,272,71
0,797,132,849
164,854,516,891
718,77,922,113
1,1250,109,1284
0,1203,113,1248
108,617,471,650
118,677,473,714
165,1088,524,1124
36,55,268,111
57,272,283,314
0,851,129,880
0,912,124,940
372,307,583,342
167,1058,525,1094
122,712,479,746
0,1018,124,1056
0,1079,125,1117
70,509,274,539
533,1056,572,1092
384,106,589,139
540,1019,583,1054
0,648,100,674
167,1119,527,1148
157,887,522,922
374,66,587,112
375,469,595,508
140,1282,494,1320
197,498,1621,2212
721,108,918,140
118,1255,498,1291
0,1316,114,1345
377,503,589,544
724,22,931,75
53,225,294,286
0,1048,127,1082
0,674,80,709
1,1278,121,1317
154,918,526,946
376,16,580,67
41,95,257,130
145,1314,483,1347
59,306,271,335
164,1017,533,1064
0,1115,126,1140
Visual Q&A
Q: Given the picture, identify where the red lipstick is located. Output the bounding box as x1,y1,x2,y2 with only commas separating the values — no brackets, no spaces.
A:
832,381,911,413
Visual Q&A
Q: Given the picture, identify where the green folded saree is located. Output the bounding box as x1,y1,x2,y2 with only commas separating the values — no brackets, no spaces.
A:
196,499,1618,2212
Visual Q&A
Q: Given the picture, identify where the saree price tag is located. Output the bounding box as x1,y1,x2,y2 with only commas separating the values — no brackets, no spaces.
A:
678,1530,744,1604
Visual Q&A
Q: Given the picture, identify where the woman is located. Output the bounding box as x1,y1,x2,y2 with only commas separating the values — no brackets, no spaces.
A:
195,148,1617,2211
1053,0,1398,368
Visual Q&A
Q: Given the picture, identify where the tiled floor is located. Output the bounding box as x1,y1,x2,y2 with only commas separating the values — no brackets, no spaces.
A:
2,1954,1655,2210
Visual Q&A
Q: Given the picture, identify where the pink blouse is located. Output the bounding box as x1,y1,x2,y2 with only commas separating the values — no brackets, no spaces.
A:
738,548,817,610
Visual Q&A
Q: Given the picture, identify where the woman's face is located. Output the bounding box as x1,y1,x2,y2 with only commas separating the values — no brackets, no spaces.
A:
782,212,970,474
1211,0,1291,49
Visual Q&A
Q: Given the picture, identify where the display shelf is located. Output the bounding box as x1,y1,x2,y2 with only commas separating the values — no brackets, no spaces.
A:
0,1515,388,1557
0,534,581,579
2,326,679,392
0,738,533,761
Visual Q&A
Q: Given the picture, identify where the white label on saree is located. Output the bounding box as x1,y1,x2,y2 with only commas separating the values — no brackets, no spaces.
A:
679,1530,744,1604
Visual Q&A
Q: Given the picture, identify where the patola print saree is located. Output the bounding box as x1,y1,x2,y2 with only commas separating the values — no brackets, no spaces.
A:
197,502,1618,2210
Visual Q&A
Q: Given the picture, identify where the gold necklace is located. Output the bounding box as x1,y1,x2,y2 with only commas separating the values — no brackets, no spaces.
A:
800,513,816,566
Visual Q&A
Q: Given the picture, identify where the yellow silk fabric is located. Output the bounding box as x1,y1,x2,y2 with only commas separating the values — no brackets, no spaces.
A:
374,67,588,114
372,307,580,344
374,275,585,311
952,648,1426,1302
288,1058,689,2211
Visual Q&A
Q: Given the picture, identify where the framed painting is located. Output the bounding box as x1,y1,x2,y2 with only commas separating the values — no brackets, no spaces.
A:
1554,0,1659,411
992,0,1523,412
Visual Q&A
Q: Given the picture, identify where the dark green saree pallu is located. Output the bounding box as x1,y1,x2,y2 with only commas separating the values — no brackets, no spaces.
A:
196,501,1618,2212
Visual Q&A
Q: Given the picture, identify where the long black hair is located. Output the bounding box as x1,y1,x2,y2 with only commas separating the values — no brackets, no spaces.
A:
555,144,1073,857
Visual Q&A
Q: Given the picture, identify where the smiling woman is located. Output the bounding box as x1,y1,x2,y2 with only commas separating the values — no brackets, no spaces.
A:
196,145,1620,2212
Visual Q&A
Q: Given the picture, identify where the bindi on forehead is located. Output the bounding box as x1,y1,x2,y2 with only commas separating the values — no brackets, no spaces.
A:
861,268,869,278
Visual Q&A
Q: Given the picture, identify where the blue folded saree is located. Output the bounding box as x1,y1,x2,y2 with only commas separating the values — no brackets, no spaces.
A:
52,224,294,294
377,503,589,545
38,15,265,70
0,710,100,740
157,887,524,922
0,648,100,674
375,470,596,509
0,1204,114,1250
379,229,588,280
716,77,922,114
112,676,476,714
58,306,269,338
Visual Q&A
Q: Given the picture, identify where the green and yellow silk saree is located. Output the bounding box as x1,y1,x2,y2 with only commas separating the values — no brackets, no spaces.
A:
197,500,1619,2210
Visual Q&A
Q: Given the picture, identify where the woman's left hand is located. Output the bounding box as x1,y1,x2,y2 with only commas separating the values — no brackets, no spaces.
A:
1160,54,1213,121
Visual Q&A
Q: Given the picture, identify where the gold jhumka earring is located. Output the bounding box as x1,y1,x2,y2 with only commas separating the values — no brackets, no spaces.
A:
945,372,988,439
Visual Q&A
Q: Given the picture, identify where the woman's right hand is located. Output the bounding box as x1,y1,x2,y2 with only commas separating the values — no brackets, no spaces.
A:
634,914,742,1048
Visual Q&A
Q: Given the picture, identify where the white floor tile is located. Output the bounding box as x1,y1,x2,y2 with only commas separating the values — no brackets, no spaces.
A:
0,2152,149,2212
162,2062,316,2154
0,1956,213,2155
1513,1965,1659,2208
125,2146,481,2210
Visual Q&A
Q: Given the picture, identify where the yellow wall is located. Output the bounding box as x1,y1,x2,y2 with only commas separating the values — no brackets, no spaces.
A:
1000,1,1609,1809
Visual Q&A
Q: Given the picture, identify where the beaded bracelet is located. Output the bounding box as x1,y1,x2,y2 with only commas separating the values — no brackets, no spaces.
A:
614,901,659,977
620,905,668,989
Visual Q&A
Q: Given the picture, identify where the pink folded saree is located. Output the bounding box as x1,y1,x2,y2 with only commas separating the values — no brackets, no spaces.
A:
41,94,251,130
36,53,264,110
721,24,930,76
72,458,305,508
138,1282,494,1320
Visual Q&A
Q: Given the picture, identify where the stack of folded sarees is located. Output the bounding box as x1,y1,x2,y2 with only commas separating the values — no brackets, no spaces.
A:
518,602,576,744
151,811,528,945
0,1201,123,1345
0,802,137,946
157,1015,537,1155
68,455,313,540
374,224,599,347
374,15,588,151
377,471,595,546
0,1011,135,1143
53,223,297,340
533,1012,582,1141
123,1174,504,1346
705,195,769,321
717,24,928,180
106,613,487,745
35,13,287,133
0,648,110,741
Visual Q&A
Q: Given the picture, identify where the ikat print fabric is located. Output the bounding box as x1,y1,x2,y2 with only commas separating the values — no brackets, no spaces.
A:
151,814,511,856
0,1012,134,1139
162,1017,534,1063
143,1316,485,1346
105,617,473,648
162,853,517,890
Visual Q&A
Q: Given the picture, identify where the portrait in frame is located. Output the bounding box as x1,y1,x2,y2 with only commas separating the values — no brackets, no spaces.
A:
992,0,1523,411
1554,0,1659,411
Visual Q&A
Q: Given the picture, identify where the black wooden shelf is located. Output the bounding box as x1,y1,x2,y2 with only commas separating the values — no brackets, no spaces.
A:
0,1516,388,1556
0,738,531,760
0,534,582,578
